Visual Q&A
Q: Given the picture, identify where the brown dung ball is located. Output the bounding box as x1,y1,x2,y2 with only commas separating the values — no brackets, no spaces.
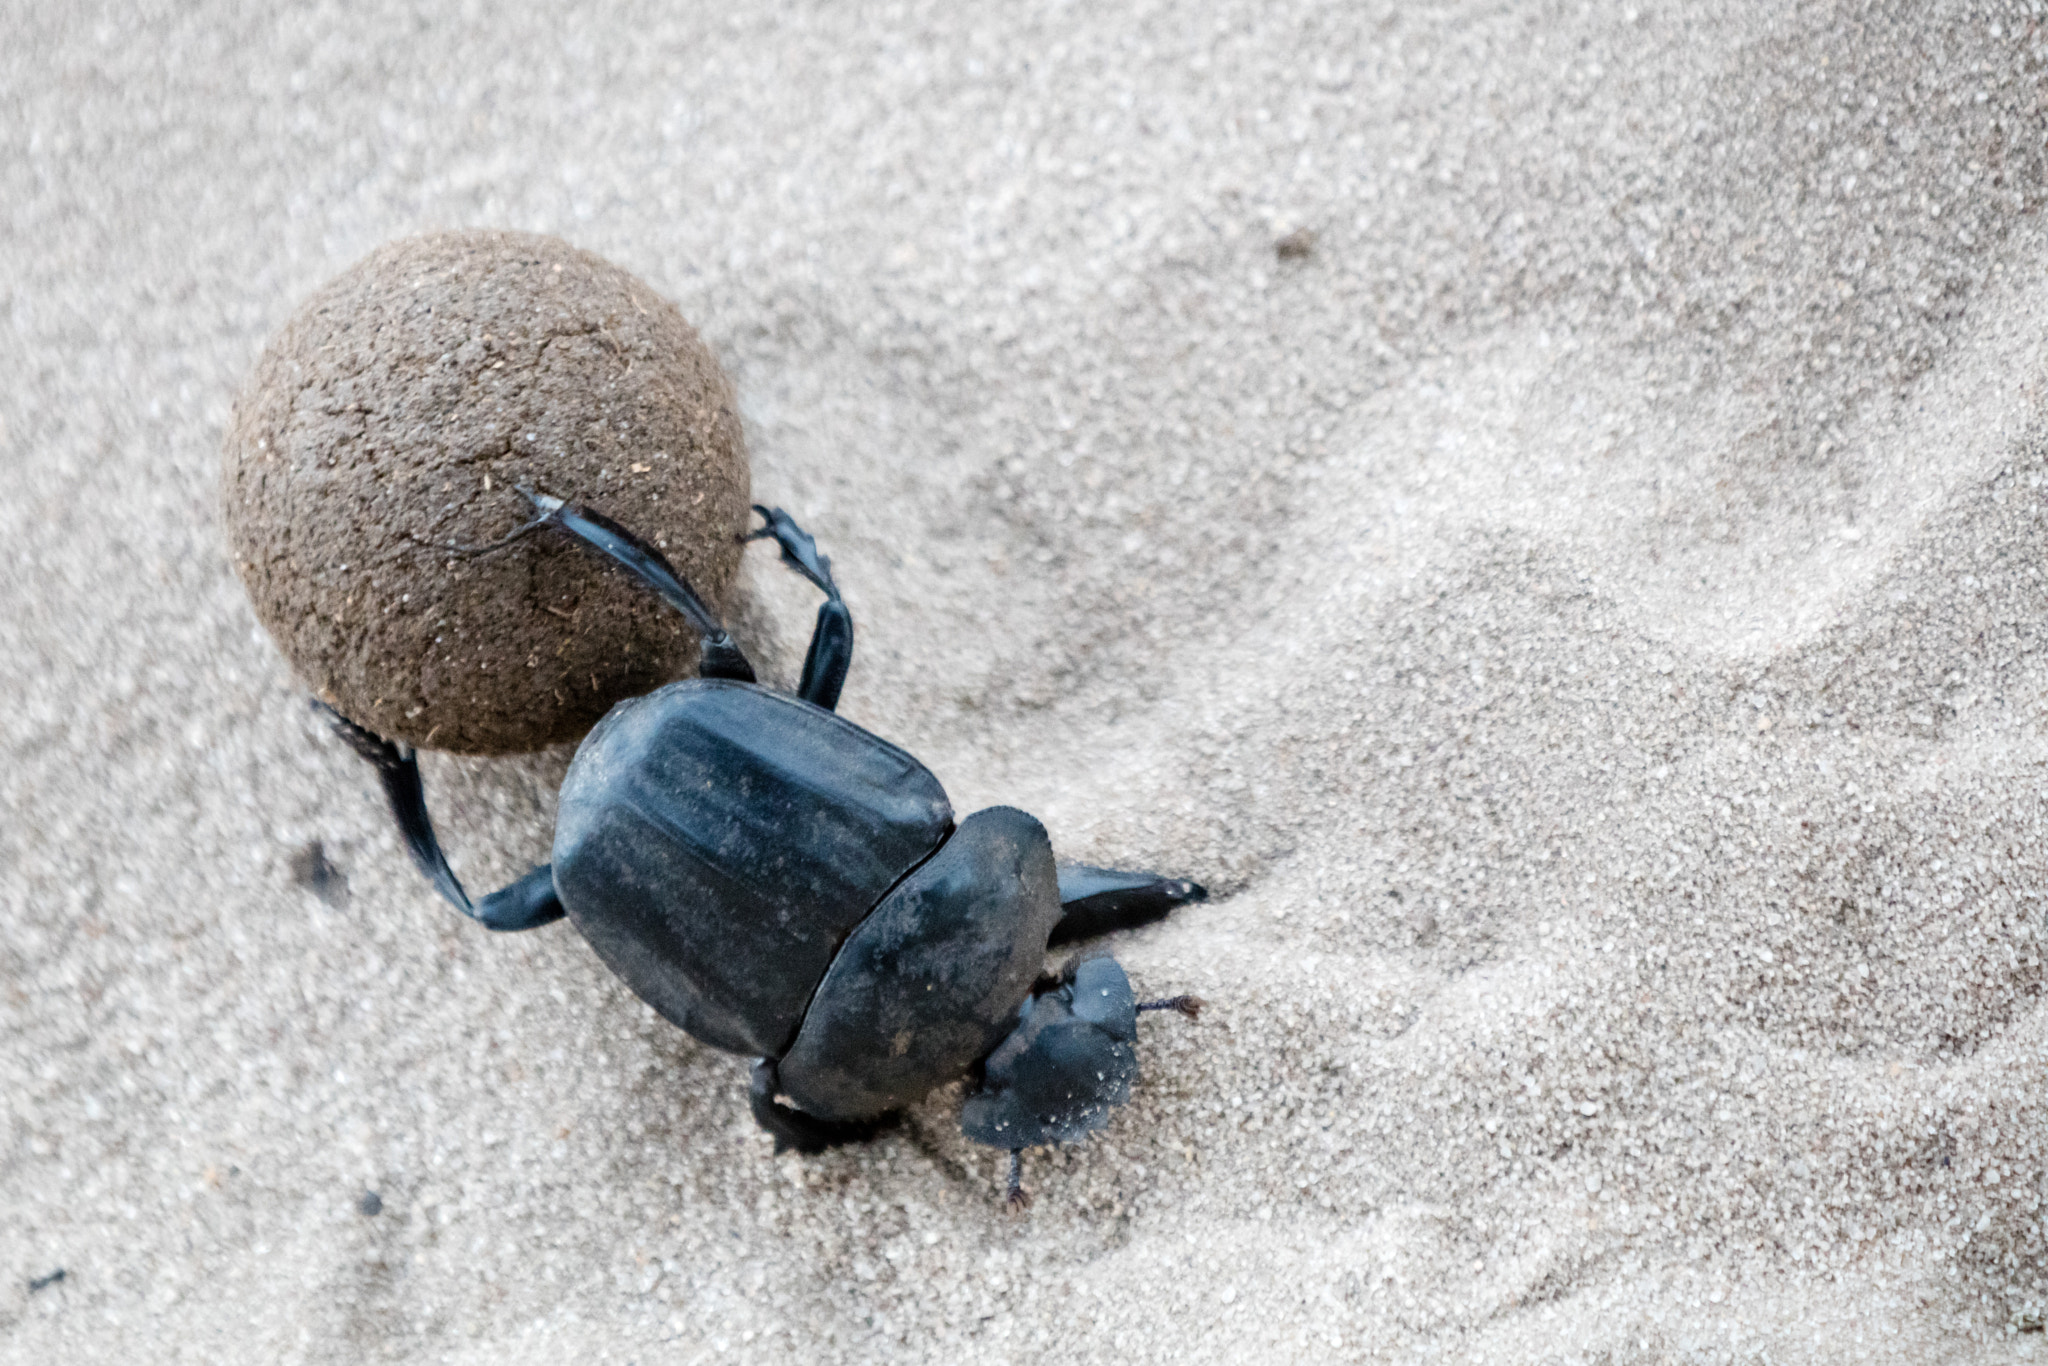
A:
223,229,751,755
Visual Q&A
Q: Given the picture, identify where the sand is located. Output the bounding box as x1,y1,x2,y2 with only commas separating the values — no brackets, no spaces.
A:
3,2,2044,1362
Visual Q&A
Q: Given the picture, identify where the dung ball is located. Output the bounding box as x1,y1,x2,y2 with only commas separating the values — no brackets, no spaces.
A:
222,229,752,755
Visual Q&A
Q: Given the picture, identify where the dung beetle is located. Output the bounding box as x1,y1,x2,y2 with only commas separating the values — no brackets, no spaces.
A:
319,491,1206,1205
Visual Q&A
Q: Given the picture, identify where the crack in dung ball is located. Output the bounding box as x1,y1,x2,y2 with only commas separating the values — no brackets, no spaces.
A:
222,229,751,754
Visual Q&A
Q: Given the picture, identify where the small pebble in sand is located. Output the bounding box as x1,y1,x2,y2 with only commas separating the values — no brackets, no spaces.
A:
1275,227,1318,261
221,229,752,754
287,839,348,907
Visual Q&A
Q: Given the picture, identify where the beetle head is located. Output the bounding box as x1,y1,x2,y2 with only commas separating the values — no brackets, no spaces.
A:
957,956,1140,1150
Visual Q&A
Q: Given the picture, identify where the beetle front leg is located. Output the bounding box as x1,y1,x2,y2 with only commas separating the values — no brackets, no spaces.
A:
1049,865,1208,946
746,1059,892,1154
1006,1150,1031,1211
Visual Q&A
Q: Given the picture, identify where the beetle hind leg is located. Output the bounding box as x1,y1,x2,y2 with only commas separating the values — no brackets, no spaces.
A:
315,701,565,931
747,1059,893,1155
519,487,757,683
749,506,853,712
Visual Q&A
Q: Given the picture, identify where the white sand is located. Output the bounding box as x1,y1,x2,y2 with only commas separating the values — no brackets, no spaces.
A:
4,2,2045,1361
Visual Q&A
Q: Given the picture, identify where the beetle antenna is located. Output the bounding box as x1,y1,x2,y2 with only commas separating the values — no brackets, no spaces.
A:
1006,1150,1032,1212
1136,995,1205,1020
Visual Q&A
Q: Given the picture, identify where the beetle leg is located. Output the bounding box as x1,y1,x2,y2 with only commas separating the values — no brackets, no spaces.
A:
746,1059,892,1154
518,486,757,683
472,866,570,931
1049,865,1208,946
745,505,837,594
1006,1150,1032,1211
315,701,566,932
795,599,853,711
748,506,853,711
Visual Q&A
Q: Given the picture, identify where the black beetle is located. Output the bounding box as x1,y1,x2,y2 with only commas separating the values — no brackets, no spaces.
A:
320,491,1206,1205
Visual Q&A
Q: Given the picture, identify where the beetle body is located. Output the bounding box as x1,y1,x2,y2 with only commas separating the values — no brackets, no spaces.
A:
320,494,1205,1201
555,677,1063,1121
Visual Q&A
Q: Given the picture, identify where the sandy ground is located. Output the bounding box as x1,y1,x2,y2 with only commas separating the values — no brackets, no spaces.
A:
5,2,2047,1361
